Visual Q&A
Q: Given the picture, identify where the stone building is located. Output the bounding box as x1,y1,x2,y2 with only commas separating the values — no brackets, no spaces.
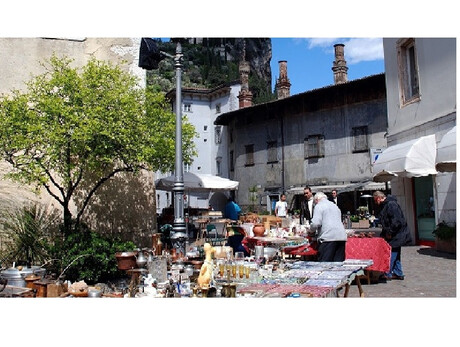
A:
215,46,388,214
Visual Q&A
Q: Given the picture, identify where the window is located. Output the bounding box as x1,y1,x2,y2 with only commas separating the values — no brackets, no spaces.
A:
245,144,254,166
230,150,234,172
352,126,368,152
267,141,278,163
397,38,420,105
216,103,221,114
204,125,208,132
304,135,325,158
184,103,192,112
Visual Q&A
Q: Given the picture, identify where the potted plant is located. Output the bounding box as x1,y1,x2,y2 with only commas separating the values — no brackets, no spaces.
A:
432,221,456,254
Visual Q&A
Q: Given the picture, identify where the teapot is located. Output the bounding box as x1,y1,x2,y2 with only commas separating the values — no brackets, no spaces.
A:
136,249,148,268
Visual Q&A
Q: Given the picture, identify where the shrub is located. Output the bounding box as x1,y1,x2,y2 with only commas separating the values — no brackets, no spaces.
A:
48,223,136,284
432,222,456,241
0,203,60,267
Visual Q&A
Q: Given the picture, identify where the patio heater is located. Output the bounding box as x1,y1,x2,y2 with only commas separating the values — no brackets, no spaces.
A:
139,38,187,255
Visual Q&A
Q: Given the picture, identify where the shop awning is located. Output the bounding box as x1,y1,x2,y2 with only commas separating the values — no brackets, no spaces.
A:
436,126,456,172
288,184,355,194
288,181,389,194
372,134,437,182
338,180,389,193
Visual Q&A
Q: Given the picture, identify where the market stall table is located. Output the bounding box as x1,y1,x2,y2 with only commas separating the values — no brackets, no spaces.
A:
235,260,372,297
243,236,308,255
345,236,391,284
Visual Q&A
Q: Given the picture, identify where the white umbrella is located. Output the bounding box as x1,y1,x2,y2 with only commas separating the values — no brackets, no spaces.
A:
155,172,239,192
436,126,456,172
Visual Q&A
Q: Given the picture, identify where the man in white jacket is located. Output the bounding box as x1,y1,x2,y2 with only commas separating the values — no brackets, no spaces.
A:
310,192,347,261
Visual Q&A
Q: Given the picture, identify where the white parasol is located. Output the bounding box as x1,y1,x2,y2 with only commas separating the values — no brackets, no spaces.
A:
155,172,239,192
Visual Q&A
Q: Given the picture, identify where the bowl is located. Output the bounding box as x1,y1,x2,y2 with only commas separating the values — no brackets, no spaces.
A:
263,247,278,260
88,288,102,298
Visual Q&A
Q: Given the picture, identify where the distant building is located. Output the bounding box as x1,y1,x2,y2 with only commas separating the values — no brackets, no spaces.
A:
162,82,241,213
215,51,389,214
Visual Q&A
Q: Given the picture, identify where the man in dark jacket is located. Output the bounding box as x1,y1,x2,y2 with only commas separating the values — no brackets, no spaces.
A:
373,191,412,280
300,186,314,225
328,189,345,215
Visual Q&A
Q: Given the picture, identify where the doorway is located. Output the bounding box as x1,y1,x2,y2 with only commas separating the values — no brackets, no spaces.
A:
414,176,435,242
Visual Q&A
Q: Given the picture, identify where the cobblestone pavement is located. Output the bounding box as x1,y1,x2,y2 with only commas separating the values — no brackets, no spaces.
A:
345,245,456,297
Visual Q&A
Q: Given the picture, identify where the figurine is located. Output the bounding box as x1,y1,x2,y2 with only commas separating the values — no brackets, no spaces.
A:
197,243,215,289
165,278,176,298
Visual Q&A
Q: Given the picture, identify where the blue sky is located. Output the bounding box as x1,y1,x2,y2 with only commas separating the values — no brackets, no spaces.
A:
157,37,384,95
271,38,385,95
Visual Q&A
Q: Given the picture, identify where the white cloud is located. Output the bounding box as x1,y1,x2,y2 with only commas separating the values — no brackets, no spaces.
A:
306,37,383,64
342,38,384,64
307,38,339,48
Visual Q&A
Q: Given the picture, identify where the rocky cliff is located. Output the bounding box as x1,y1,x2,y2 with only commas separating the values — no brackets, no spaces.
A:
147,38,274,104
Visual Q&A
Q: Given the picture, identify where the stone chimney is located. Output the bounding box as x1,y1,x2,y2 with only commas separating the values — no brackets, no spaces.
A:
238,60,253,108
332,43,348,84
238,42,253,108
275,60,291,99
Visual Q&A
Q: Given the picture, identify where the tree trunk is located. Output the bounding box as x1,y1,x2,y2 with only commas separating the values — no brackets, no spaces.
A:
63,204,73,236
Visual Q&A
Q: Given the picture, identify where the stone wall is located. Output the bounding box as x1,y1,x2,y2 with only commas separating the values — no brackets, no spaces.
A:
0,38,155,247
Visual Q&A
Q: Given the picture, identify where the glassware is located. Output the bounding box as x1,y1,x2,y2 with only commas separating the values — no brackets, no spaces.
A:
231,262,237,278
238,263,245,279
217,259,225,277
244,264,250,279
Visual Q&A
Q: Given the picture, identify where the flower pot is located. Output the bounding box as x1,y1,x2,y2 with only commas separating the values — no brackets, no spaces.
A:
435,237,456,254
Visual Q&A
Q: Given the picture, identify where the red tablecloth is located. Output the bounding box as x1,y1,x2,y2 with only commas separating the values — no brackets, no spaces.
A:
345,237,391,272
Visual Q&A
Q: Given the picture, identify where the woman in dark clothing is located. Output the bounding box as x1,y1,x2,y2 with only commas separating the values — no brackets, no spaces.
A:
373,191,412,280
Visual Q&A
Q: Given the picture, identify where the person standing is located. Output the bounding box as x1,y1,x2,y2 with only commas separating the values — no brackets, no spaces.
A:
310,192,347,262
224,197,241,221
328,189,345,215
329,189,339,205
275,194,288,218
373,191,412,280
300,186,314,224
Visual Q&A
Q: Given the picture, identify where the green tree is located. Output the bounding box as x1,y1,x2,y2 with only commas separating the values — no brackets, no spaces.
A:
0,55,197,236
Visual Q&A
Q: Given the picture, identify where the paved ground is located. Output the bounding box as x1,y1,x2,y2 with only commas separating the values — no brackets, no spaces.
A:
345,245,456,297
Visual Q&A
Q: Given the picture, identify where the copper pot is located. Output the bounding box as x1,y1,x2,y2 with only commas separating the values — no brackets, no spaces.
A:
253,224,265,237
115,252,136,270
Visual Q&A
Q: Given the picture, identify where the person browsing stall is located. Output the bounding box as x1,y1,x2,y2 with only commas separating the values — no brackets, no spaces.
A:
275,194,288,218
224,197,241,221
310,192,347,262
373,191,412,280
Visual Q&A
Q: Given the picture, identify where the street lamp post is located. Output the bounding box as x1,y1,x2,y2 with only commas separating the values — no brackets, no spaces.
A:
139,38,187,255
170,43,187,256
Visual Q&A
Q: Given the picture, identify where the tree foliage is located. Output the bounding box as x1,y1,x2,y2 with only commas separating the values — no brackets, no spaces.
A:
0,55,197,235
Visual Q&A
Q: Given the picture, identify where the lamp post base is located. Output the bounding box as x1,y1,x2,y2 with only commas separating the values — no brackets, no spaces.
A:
171,228,187,257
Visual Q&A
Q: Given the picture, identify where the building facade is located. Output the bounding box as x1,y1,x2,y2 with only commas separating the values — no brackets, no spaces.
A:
215,72,389,215
374,38,456,245
160,82,241,213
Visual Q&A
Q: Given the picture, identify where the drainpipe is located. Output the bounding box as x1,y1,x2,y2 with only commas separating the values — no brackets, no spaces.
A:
281,113,285,193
